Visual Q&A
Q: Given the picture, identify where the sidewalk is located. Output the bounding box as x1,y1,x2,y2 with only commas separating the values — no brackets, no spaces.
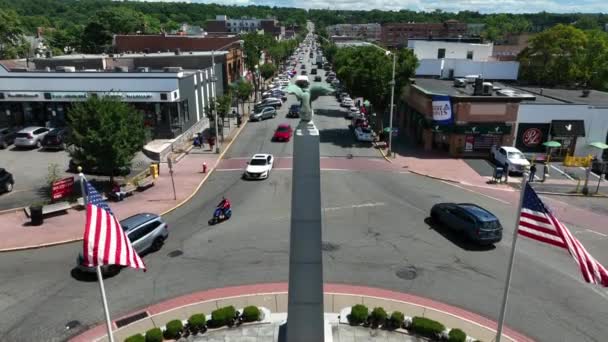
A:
70,283,533,342
0,120,246,252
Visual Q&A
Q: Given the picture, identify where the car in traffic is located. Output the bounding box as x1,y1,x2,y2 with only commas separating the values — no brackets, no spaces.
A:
314,75,322,82
430,203,503,245
14,126,50,148
77,213,169,274
287,104,301,118
273,124,293,142
300,64,306,69
0,168,14,193
244,154,274,180
354,126,373,142
41,127,70,150
301,70,308,75
0,127,18,149
310,68,317,75
490,146,530,174
254,97,282,110
250,107,277,121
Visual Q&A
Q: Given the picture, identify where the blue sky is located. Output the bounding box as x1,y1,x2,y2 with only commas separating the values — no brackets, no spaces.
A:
140,0,607,13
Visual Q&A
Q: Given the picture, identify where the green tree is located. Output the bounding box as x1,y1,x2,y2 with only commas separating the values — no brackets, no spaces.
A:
333,47,418,129
518,24,588,87
0,9,27,59
259,63,277,87
231,78,254,116
243,32,274,101
45,25,83,55
68,96,145,183
580,30,608,90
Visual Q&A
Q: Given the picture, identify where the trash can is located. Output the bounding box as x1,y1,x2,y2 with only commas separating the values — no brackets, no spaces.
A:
149,163,159,179
30,205,43,226
493,167,504,182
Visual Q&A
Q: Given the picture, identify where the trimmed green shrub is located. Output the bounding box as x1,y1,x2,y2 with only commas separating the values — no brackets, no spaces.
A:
188,313,207,332
211,305,237,327
411,316,445,337
144,328,162,342
242,306,261,322
164,319,183,339
347,304,369,326
124,334,145,342
389,311,405,330
369,307,388,327
448,328,468,342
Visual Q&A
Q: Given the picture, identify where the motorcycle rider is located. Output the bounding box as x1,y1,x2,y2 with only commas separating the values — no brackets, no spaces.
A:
216,197,231,218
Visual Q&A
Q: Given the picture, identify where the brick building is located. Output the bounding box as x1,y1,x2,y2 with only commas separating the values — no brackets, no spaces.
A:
326,23,381,42
112,35,244,84
381,20,468,47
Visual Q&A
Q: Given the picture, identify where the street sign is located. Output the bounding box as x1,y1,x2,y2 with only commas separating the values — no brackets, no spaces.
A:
52,177,74,201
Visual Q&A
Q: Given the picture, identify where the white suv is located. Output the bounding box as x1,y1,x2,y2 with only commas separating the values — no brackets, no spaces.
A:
490,146,530,174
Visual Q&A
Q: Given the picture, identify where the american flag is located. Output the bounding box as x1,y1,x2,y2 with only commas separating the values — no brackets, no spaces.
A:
518,183,608,286
82,180,146,270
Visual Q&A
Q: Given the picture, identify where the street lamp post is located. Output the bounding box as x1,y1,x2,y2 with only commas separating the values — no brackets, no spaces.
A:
211,40,244,154
371,43,397,157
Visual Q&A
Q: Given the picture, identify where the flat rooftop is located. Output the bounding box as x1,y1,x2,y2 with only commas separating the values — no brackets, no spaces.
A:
412,78,536,100
42,51,229,60
511,86,608,106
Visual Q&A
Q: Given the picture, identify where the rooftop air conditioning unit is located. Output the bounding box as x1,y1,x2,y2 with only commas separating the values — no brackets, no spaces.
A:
465,74,480,83
114,66,129,72
136,67,150,73
56,66,76,72
482,82,493,95
163,67,183,72
453,78,466,88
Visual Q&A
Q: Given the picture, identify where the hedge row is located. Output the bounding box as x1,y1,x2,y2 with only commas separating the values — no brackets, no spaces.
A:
123,305,263,342
346,304,469,341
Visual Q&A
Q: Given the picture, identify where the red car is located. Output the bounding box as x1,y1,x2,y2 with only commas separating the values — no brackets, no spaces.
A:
273,124,293,142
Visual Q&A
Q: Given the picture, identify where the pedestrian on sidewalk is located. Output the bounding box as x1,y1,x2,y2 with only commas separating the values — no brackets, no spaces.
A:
529,163,537,182
504,162,509,183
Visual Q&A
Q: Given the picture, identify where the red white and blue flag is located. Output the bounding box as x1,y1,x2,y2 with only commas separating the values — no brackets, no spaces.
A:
518,183,608,286
82,180,146,270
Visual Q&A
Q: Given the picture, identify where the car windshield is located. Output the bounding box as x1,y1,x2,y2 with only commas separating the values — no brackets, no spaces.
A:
277,127,290,132
508,152,525,160
250,159,267,166
360,128,371,133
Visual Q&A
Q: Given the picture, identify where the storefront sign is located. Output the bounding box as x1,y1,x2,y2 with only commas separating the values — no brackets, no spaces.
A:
516,123,549,153
50,92,88,100
454,124,512,135
103,92,155,100
431,95,453,125
51,177,74,201
464,136,475,152
6,92,39,98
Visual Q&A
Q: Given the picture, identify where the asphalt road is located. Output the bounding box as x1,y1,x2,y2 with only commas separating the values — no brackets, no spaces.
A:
1,55,607,342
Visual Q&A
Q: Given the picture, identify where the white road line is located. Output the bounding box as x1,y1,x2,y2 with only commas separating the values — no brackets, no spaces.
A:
551,165,575,181
583,229,608,237
214,168,243,172
323,202,386,212
440,181,511,204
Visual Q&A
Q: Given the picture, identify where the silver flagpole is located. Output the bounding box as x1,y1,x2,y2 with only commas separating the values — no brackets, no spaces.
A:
495,171,528,342
79,171,114,342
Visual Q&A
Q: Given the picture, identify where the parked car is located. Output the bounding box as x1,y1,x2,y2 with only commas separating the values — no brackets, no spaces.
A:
273,124,293,142
341,98,354,107
244,154,274,180
254,98,282,110
0,168,14,193
354,126,373,142
490,146,530,174
301,70,308,75
310,68,317,75
351,117,369,130
69,157,131,176
430,203,503,245
287,104,301,118
14,126,50,148
41,127,70,150
250,107,277,121
77,213,169,274
300,64,306,69
0,127,19,149
314,75,322,82
345,106,360,119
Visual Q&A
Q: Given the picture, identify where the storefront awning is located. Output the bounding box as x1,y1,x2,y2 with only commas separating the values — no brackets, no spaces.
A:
453,124,512,135
551,120,585,137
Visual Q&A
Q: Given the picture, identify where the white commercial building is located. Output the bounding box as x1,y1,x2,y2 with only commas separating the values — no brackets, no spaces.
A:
512,87,608,161
407,40,493,61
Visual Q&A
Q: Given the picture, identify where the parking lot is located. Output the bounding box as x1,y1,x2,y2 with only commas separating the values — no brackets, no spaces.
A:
0,145,72,210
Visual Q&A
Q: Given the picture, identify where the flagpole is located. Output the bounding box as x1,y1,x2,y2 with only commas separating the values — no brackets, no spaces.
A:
79,170,115,342
495,172,528,342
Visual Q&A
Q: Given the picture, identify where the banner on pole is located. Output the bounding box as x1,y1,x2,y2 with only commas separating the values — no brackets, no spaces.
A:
51,177,74,200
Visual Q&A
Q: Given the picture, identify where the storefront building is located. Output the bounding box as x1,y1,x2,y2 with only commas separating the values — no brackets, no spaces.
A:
513,87,608,161
402,78,534,157
0,67,221,141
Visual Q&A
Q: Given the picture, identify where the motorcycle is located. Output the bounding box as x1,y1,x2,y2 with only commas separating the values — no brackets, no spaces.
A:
208,206,232,225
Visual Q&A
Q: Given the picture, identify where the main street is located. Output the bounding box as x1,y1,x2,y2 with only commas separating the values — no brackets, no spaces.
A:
0,54,607,342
